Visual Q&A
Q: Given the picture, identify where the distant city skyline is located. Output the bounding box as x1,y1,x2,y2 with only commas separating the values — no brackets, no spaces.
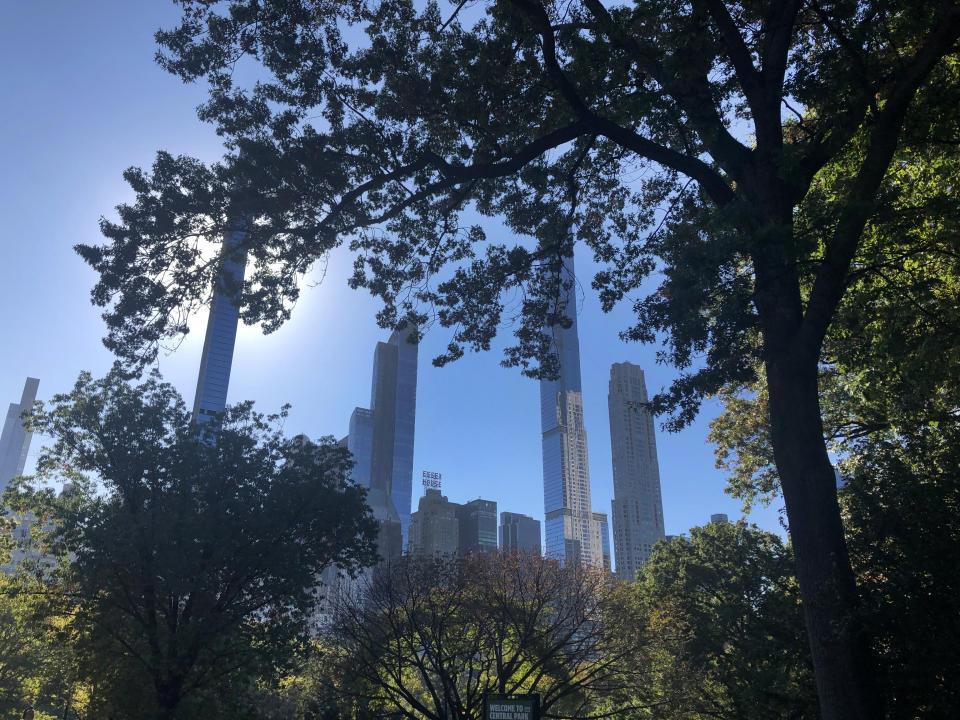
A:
0,2,786,570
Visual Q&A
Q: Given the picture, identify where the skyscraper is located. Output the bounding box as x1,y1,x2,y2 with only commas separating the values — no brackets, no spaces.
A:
192,231,246,425
500,511,542,554
0,377,39,494
346,407,374,488
407,488,460,558
369,326,418,548
591,510,612,573
540,257,604,570
456,498,498,555
608,362,666,581
390,327,418,546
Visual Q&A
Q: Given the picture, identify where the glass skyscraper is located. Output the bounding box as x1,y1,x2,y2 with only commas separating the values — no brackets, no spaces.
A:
346,407,374,488
608,362,665,580
540,257,605,570
456,498,498,554
366,326,418,550
499,511,542,554
390,327,418,546
192,230,246,426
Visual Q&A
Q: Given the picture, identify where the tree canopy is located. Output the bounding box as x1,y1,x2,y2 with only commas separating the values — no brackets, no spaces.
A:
628,522,818,720
326,551,653,719
3,371,379,719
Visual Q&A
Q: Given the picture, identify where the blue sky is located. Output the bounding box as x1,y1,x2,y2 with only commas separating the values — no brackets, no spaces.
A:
0,2,785,553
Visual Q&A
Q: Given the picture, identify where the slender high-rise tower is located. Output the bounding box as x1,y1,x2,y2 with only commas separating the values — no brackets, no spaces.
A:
540,257,604,569
0,377,39,494
390,326,418,545
366,325,418,553
192,231,246,425
608,363,665,580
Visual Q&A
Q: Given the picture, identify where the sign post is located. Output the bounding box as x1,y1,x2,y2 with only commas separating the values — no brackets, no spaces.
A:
483,694,541,720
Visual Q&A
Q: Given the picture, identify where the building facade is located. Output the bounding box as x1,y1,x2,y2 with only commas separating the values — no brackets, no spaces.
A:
390,327,418,547
368,327,418,549
591,511,612,573
456,498,498,554
540,257,605,570
408,488,460,558
0,377,39,494
608,362,666,581
499,512,542,554
192,230,246,426
345,407,374,488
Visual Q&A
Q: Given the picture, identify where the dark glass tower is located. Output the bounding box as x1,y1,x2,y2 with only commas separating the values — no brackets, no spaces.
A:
499,512,542,554
456,498,498,554
369,326,418,548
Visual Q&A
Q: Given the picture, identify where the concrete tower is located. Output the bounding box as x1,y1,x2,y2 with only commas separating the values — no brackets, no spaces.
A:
0,377,39,493
408,488,459,558
608,363,665,581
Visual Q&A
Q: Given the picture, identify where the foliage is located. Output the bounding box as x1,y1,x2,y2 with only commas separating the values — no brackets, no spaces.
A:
0,569,86,720
840,426,960,719
4,371,379,719
627,523,819,720
709,57,960,508
326,552,653,719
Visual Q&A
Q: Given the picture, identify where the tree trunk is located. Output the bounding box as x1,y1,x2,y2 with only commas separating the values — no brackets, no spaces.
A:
154,676,184,720
765,352,878,720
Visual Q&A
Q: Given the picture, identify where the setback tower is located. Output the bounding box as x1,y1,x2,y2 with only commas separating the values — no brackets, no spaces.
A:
608,363,665,580
539,257,605,570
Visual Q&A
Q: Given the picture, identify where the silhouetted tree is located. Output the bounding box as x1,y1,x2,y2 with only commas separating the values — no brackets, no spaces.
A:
7,371,378,719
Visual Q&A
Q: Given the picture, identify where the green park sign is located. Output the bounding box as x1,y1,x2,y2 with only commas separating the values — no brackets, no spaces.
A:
483,694,541,720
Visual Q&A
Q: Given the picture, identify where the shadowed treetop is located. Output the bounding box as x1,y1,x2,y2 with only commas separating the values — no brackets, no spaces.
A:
80,0,960,426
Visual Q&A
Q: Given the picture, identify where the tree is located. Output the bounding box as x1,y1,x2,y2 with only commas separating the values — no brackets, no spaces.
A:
7,371,379,719
326,552,653,719
79,3,960,716
627,523,819,720
0,571,86,720
840,426,960,720
708,104,960,717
